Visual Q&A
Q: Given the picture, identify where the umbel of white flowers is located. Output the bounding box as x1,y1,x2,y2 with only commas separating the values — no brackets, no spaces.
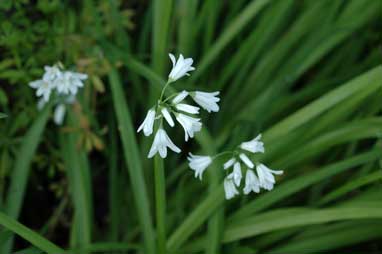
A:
29,64,88,125
137,53,220,159
188,134,284,200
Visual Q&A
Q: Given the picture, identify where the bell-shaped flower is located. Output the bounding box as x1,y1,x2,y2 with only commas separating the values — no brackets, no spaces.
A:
243,169,261,194
228,162,242,186
175,103,200,114
224,177,239,200
188,153,212,180
223,158,236,170
137,108,156,136
175,113,202,141
55,71,88,95
29,80,54,102
43,65,61,82
148,128,181,158
240,134,264,154
172,90,189,104
53,104,66,125
239,153,254,169
191,91,220,113
161,108,174,127
256,164,283,191
168,54,195,82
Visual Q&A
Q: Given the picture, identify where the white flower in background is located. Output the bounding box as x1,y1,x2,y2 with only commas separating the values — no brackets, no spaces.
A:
148,128,181,158
191,91,220,113
175,113,202,141
188,153,212,180
240,134,264,154
224,178,239,200
256,164,283,191
53,104,66,125
137,108,156,136
239,153,254,169
172,90,189,104
161,108,175,127
43,65,61,82
228,162,242,186
168,54,195,82
55,71,88,95
243,169,261,194
223,158,236,170
175,103,200,114
29,80,54,102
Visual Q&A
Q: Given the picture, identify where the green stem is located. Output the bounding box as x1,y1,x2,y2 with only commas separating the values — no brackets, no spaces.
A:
159,81,171,102
154,155,167,254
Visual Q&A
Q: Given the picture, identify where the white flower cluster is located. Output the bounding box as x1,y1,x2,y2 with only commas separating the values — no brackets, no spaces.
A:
29,64,88,125
188,134,284,200
137,54,220,158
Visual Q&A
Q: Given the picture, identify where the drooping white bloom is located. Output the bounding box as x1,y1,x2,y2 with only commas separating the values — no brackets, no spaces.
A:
175,113,202,141
228,162,242,186
172,90,189,104
29,80,54,102
224,177,239,200
175,104,200,114
55,71,88,96
191,91,220,113
161,108,174,127
223,158,236,170
137,109,156,136
43,65,61,82
239,153,254,169
243,169,261,194
256,164,283,191
188,153,212,180
168,54,195,82
53,104,66,125
240,134,264,154
148,128,181,158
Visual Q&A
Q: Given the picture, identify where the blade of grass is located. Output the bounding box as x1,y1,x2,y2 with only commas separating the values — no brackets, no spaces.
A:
0,211,64,254
108,68,155,254
1,104,51,254
224,205,382,242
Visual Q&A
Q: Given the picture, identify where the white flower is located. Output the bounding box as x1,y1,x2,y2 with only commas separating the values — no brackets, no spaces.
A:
161,108,174,127
240,134,264,154
168,54,195,82
53,104,66,125
239,153,254,169
228,162,242,186
223,158,236,170
243,170,261,194
175,104,200,114
188,153,212,180
191,91,220,113
137,109,156,136
148,128,181,158
256,164,283,191
175,113,202,141
29,80,54,102
172,91,189,104
224,178,239,200
55,71,87,95
43,65,61,82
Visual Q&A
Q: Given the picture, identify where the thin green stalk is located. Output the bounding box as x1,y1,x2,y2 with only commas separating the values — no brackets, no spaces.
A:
154,154,167,254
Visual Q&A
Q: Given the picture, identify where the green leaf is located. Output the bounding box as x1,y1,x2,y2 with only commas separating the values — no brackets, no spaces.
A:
0,211,64,254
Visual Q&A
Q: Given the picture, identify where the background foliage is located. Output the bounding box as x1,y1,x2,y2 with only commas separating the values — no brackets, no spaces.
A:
0,0,381,253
